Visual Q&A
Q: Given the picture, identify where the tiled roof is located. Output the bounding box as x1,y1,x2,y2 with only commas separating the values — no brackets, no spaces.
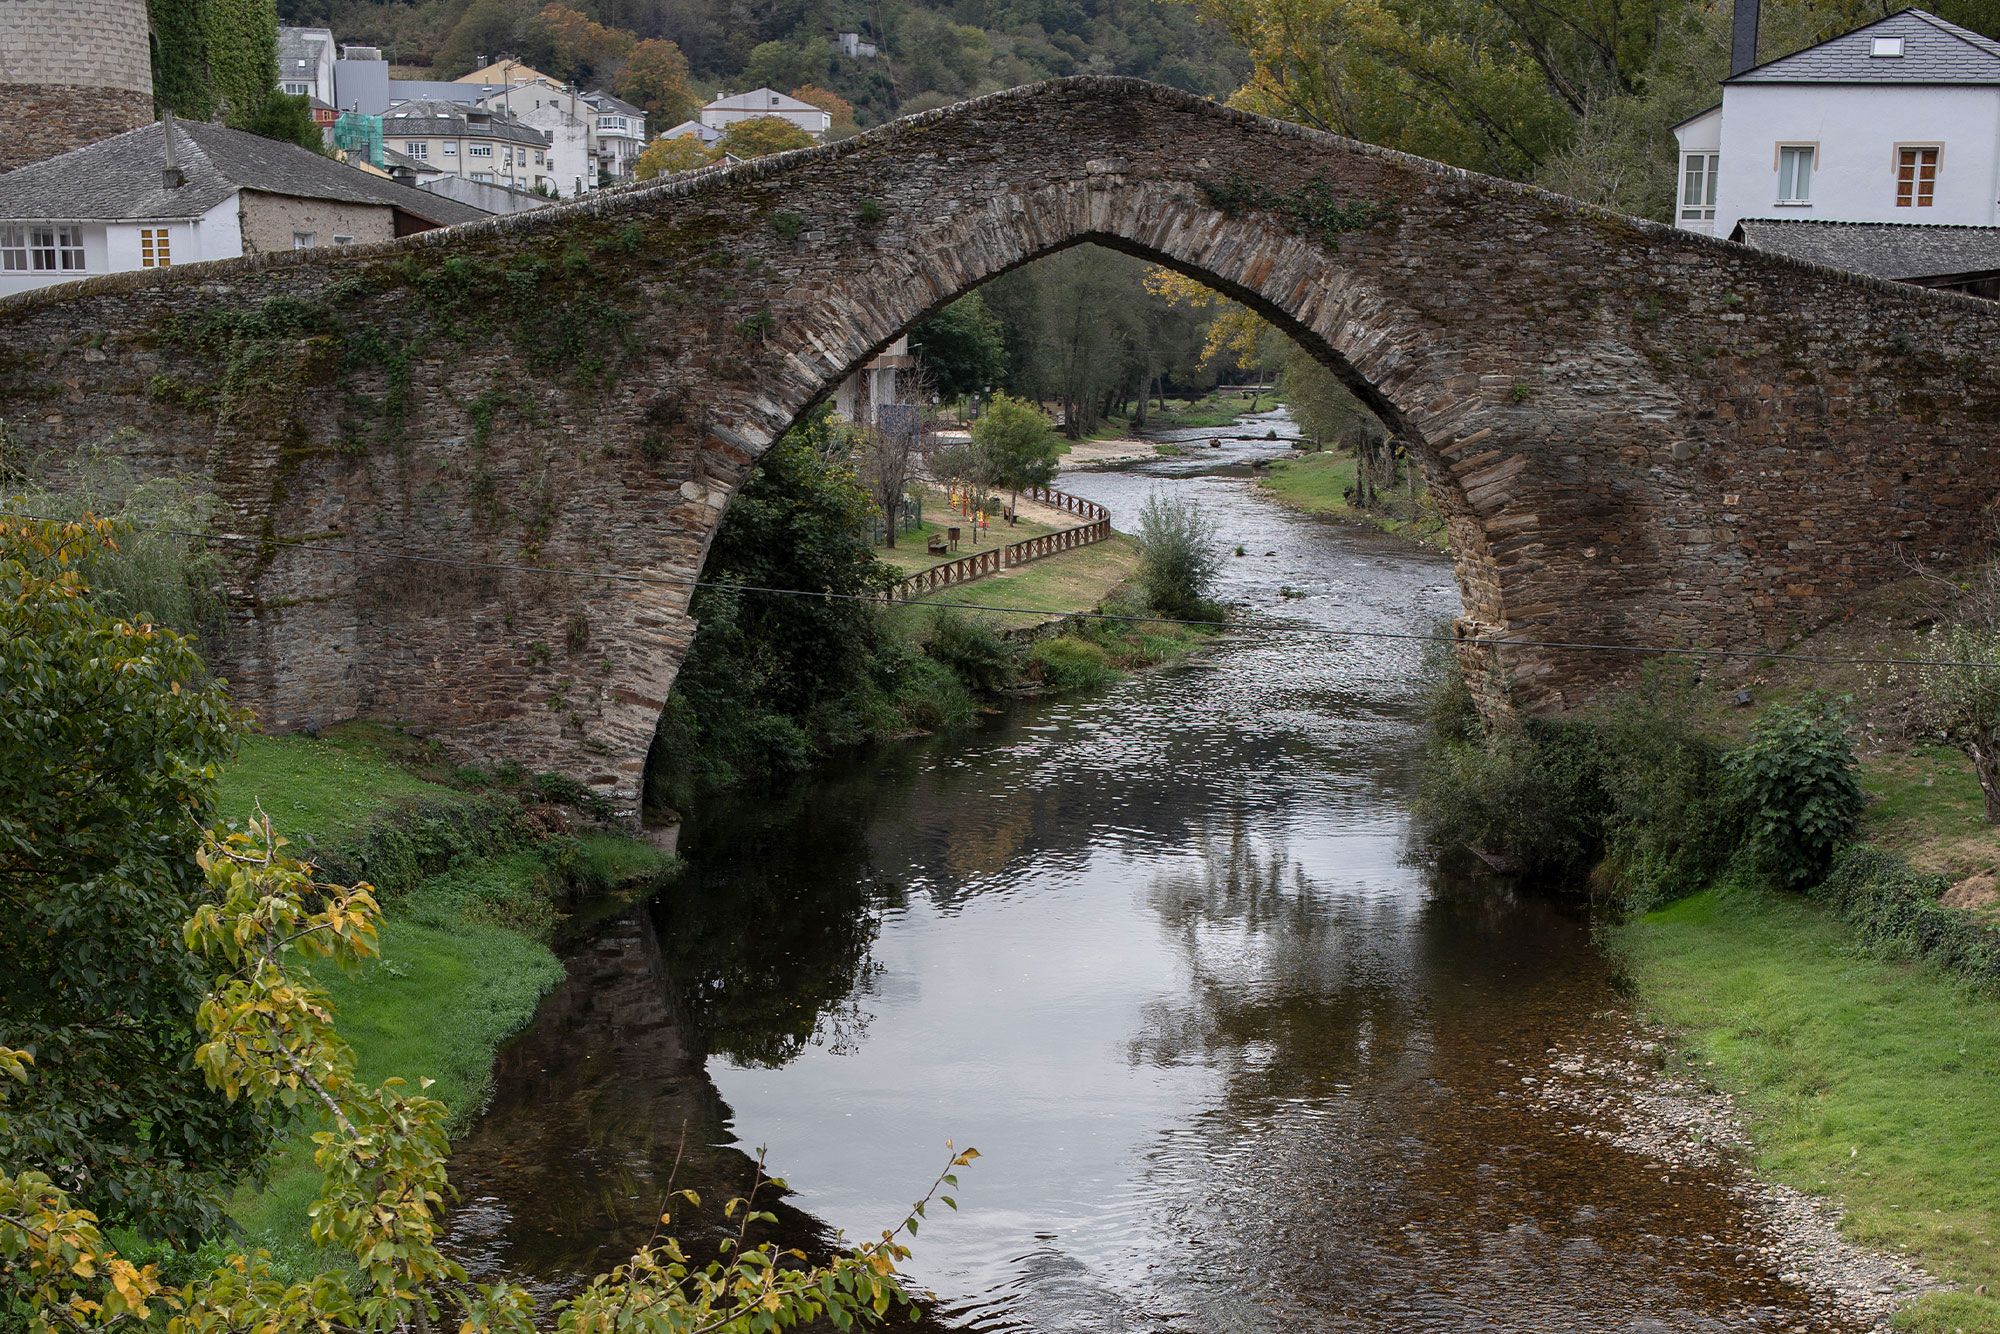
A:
1732,217,2000,279
1729,8,2000,84
659,119,722,145
381,101,551,147
0,120,487,227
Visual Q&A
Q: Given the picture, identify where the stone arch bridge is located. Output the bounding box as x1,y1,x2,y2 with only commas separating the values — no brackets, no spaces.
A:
4,78,1999,814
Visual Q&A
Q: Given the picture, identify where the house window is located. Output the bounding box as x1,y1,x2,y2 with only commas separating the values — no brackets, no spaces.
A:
472,171,494,182
469,144,493,158
139,227,171,267
1681,152,1719,221
282,81,311,95
293,231,317,249
0,225,27,271
26,225,85,272
1871,36,1905,56
332,234,355,245
443,142,458,156
404,140,428,159
1777,145,1815,203
1897,146,1940,207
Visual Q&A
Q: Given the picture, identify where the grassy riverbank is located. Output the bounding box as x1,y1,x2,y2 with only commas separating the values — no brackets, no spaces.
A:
213,730,676,1276
1617,886,2000,1333
1258,451,1447,547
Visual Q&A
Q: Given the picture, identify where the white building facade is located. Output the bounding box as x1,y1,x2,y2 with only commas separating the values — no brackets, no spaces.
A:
479,81,598,197
381,101,555,194
698,88,831,139
277,27,337,102
1673,9,2000,239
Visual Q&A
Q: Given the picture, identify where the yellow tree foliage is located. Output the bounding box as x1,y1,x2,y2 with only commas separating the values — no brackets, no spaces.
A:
789,83,857,134
636,131,719,180
716,115,817,159
615,37,698,126
1143,268,1267,370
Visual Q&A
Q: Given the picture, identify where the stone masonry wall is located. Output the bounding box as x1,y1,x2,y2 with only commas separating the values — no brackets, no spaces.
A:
1,78,1997,817
0,86,155,171
238,194,399,254
0,0,154,170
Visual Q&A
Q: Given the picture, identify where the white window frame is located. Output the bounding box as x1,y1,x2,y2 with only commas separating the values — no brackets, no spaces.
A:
28,225,85,272
1776,144,1816,205
1871,36,1905,57
0,225,27,272
469,143,493,158
281,81,311,96
332,234,355,246
1894,142,1943,209
1680,152,1719,221
293,231,317,249
442,142,458,156
404,140,428,160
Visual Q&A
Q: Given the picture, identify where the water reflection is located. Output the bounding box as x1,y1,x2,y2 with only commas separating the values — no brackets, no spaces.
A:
446,416,1857,1330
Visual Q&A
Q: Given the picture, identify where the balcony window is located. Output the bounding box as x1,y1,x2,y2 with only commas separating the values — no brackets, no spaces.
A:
1680,152,1719,221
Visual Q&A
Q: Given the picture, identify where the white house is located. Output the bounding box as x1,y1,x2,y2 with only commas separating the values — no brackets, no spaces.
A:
835,31,879,59
477,79,597,197
277,27,337,103
1674,6,2000,294
698,88,831,140
0,119,484,296
585,91,648,183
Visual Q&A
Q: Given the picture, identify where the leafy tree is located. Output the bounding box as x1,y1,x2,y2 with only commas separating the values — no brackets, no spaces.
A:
790,82,857,134
635,130,718,178
1134,491,1224,621
645,411,898,804
1725,695,1865,889
533,1,636,84
910,292,1008,401
239,89,326,152
435,0,531,77
970,392,1060,508
716,114,816,158
742,38,830,91
149,0,215,119
1920,623,2000,823
0,515,261,1243
206,0,282,124
616,37,698,124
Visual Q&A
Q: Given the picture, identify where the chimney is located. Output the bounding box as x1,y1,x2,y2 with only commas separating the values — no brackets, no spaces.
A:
161,110,184,190
1731,0,1761,77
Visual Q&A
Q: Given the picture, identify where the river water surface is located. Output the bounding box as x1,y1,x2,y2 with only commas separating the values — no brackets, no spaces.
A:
443,412,1850,1331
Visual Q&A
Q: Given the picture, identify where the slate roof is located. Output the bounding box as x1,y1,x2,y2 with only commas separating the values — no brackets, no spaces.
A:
382,101,550,147
659,119,723,145
703,88,822,114
585,91,646,118
0,120,488,227
1732,217,2000,279
1729,8,2000,84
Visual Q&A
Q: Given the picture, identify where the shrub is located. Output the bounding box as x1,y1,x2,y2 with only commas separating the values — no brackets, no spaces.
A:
1134,491,1225,621
925,609,1018,697
1813,846,2000,989
1028,634,1117,692
1725,695,1865,890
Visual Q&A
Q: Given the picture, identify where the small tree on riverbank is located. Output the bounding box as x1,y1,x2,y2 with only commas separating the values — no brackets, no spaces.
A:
1918,623,2000,823
970,392,1060,512
1134,491,1224,621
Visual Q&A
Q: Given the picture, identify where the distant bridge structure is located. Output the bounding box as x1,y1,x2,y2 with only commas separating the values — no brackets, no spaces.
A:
3,77,1998,813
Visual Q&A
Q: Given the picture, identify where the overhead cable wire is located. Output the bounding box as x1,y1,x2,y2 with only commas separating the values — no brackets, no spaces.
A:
8,508,1994,672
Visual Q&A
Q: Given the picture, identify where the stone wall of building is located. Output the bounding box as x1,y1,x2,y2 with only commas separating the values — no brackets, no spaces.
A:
0,0,155,169
2,78,1997,816
238,193,398,253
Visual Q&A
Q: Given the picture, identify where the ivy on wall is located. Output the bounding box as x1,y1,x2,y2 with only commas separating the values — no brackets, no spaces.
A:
149,0,317,150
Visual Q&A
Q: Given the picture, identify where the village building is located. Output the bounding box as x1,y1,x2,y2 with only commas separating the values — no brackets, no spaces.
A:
698,88,832,140
381,100,554,194
1676,5,2000,294
586,91,649,183
0,119,484,296
277,27,338,103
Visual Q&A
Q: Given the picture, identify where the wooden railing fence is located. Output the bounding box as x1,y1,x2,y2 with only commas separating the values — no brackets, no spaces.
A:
892,485,1112,600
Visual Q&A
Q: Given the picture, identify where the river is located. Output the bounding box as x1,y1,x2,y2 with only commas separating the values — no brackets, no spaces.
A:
441,409,1856,1331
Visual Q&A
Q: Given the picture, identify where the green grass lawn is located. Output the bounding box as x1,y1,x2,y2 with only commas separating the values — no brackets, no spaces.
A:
897,533,1144,632
1619,885,2000,1331
877,488,1067,575
210,728,670,1276
1258,451,1448,548
1127,387,1284,430
1860,745,2000,883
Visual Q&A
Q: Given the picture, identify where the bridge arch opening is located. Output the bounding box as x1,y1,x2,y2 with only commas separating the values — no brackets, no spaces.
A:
639,237,1472,822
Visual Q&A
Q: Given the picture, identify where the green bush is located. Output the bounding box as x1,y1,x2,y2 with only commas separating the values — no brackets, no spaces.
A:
925,609,1018,697
1134,491,1225,621
1725,695,1865,890
1028,634,1117,692
1813,846,2000,988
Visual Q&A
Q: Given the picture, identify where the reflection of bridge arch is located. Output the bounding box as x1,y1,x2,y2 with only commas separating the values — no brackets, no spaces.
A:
5,77,1999,813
